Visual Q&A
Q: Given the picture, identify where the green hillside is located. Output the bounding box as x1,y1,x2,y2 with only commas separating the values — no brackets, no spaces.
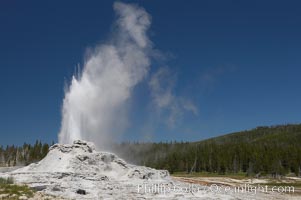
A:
201,124,301,145
115,124,301,177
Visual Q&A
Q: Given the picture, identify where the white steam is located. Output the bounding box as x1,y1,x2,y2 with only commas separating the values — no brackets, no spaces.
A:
58,2,152,148
149,67,198,127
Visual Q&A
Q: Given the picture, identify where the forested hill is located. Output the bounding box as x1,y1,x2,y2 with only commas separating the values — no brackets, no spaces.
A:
199,124,301,145
1,124,301,177
114,124,301,177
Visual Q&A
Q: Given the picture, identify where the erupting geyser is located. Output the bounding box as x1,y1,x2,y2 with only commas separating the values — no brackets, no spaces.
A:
58,2,152,149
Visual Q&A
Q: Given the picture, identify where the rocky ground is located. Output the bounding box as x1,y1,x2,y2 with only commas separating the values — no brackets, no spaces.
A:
0,192,67,200
172,176,301,200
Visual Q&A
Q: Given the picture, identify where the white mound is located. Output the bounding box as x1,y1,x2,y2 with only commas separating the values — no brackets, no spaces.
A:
0,141,283,199
14,140,168,181
4,140,176,199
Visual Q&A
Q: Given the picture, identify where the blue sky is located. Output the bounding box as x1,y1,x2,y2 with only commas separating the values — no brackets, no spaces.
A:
0,0,300,145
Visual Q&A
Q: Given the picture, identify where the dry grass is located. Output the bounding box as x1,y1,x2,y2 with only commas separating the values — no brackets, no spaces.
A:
0,177,34,200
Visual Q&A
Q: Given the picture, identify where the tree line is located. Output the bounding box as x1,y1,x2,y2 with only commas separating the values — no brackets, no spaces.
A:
1,124,300,178
0,140,50,167
114,124,301,177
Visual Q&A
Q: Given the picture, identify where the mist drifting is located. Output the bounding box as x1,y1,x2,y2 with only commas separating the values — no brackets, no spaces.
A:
58,2,152,149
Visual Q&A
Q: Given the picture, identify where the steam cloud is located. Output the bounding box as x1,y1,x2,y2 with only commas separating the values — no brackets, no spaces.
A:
58,2,152,149
149,67,198,127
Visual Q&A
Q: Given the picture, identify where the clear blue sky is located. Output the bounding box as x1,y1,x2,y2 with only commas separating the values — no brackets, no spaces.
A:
0,0,300,145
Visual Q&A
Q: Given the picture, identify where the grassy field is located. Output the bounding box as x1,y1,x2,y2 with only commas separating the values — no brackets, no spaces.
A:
0,177,34,200
264,181,301,188
172,171,301,193
172,171,248,179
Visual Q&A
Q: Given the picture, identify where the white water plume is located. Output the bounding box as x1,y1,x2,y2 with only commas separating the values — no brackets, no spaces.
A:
58,2,152,149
